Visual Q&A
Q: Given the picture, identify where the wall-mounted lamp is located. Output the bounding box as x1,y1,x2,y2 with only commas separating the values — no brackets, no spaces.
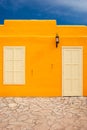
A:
56,34,59,48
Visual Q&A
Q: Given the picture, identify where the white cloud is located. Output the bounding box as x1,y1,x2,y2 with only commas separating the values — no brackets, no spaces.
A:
0,0,87,12
48,0,87,12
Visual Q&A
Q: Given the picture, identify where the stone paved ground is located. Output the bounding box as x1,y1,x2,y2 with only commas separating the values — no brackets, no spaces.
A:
0,97,87,130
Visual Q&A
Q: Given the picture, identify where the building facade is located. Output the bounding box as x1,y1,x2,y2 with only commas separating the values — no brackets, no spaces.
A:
0,20,87,96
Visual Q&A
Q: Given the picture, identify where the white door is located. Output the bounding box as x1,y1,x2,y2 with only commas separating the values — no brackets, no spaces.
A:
62,46,83,96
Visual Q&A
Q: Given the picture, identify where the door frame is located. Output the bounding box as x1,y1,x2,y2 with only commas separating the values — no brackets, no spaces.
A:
62,46,83,96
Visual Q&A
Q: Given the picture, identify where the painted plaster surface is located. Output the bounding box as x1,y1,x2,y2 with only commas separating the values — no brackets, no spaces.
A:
0,97,87,130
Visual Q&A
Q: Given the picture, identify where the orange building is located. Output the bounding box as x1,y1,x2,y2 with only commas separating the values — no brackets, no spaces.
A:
0,20,87,96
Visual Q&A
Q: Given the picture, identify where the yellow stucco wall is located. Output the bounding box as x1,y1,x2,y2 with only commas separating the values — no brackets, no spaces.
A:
0,20,87,96
57,25,87,96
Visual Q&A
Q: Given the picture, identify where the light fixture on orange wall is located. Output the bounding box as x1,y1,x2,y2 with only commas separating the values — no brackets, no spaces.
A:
56,34,59,48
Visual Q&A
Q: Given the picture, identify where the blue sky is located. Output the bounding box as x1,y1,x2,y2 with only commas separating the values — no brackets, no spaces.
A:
0,0,87,25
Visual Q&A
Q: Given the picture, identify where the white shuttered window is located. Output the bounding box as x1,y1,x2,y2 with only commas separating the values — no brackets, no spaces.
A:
3,46,25,85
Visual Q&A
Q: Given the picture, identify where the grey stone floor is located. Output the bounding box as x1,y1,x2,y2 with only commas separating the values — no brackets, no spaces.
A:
0,97,87,130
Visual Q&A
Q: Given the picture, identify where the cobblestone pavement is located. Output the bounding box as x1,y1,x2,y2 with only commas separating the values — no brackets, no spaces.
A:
0,97,87,130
